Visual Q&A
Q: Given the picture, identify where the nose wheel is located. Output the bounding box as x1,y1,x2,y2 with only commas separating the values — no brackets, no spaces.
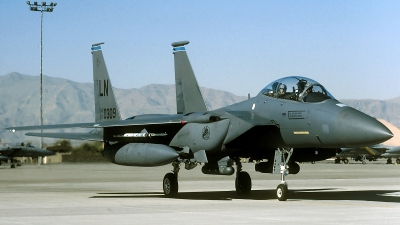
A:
360,155,367,164
276,183,288,201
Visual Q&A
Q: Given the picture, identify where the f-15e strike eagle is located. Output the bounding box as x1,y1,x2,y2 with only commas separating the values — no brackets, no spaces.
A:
337,144,400,164
6,41,393,201
0,142,55,168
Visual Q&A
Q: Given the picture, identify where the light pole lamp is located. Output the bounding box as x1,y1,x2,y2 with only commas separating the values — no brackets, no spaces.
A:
26,1,57,163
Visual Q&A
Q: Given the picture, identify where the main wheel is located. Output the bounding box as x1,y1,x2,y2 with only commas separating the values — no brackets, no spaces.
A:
235,171,252,195
396,158,400,164
10,164,16,169
163,173,178,197
343,159,349,164
276,183,288,201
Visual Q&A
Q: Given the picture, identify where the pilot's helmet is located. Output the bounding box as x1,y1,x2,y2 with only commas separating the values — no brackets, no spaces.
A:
278,83,287,92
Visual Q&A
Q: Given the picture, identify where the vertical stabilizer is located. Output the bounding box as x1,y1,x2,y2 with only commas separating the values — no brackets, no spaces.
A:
172,41,207,114
91,43,122,122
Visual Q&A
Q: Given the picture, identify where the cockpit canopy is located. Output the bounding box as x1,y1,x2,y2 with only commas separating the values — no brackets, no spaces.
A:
259,76,335,103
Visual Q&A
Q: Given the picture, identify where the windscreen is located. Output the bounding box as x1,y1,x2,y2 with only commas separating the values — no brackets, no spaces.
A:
260,76,335,102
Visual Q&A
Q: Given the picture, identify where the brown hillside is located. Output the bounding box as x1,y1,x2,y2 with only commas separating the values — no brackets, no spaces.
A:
378,119,400,146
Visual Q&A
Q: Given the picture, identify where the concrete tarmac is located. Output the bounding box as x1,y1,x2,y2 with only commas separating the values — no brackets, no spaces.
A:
1,161,399,224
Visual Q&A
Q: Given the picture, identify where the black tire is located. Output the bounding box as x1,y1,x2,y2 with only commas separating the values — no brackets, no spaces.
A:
276,183,288,201
235,171,252,195
10,164,16,169
343,159,349,164
387,158,392,164
163,173,178,197
396,158,400,164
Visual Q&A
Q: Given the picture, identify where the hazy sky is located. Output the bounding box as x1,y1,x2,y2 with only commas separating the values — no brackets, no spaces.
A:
1,0,399,100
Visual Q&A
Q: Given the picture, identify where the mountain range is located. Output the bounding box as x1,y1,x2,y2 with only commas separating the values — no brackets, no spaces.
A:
1,72,399,144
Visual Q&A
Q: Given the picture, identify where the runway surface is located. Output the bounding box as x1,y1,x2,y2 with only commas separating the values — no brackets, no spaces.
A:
1,161,399,224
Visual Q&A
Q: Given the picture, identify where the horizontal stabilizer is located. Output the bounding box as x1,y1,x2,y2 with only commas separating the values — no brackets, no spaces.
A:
6,123,99,131
6,114,186,131
0,156,10,160
26,132,103,141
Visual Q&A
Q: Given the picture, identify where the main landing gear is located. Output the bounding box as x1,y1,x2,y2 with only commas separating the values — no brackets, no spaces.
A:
10,159,21,169
161,149,294,201
235,158,252,195
163,162,180,196
162,159,254,197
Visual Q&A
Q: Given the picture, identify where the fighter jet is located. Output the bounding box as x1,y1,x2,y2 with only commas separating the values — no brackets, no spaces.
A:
0,142,55,168
382,146,400,164
6,41,393,201
336,145,396,164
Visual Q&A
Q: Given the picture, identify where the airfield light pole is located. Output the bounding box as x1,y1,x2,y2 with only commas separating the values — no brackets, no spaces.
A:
26,1,57,164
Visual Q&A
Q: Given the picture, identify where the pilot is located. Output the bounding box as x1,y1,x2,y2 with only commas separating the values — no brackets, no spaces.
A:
301,86,313,102
275,84,286,98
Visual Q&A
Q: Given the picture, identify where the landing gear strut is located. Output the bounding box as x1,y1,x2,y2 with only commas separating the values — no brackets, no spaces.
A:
274,148,293,201
360,155,366,165
234,158,252,195
163,162,180,196
10,158,16,169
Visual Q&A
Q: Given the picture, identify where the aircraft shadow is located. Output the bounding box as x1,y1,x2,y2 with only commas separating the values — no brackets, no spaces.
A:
91,189,400,203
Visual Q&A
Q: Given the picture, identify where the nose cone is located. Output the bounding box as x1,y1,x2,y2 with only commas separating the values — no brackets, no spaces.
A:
333,108,393,147
43,150,56,156
386,146,400,154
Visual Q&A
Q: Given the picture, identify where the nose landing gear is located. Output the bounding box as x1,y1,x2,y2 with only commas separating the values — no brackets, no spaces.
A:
273,148,293,201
